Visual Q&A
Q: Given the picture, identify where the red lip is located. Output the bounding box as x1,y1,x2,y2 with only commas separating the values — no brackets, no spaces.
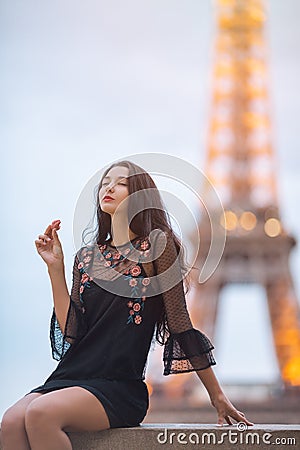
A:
103,195,114,201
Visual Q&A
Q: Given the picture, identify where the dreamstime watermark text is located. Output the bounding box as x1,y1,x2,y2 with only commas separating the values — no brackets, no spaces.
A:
156,422,297,446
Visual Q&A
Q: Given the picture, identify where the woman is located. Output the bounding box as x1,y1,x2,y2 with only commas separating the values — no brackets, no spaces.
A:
0,160,254,450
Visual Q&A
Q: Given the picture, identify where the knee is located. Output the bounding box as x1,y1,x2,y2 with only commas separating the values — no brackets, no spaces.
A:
1,406,25,437
25,400,45,432
24,399,53,432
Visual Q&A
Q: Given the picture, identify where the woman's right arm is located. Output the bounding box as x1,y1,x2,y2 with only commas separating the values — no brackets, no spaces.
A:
35,220,70,334
47,262,70,335
35,220,87,360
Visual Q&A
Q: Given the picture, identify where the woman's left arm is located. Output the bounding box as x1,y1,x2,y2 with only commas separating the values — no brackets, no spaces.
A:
196,366,254,426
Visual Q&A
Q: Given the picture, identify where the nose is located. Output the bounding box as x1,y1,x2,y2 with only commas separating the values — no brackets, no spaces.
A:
105,182,115,193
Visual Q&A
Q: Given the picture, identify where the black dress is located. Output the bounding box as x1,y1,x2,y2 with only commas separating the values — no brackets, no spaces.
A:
26,232,216,428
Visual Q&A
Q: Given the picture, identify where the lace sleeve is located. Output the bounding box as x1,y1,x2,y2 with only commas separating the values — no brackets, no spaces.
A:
50,252,88,361
152,230,216,375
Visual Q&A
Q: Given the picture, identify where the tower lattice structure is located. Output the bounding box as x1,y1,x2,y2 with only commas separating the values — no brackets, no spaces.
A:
191,0,300,392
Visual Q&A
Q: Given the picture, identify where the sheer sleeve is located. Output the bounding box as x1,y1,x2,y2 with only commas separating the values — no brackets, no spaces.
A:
152,230,216,375
50,252,88,361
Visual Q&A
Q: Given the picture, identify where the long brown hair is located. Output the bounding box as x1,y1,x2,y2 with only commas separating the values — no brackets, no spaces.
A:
82,160,190,345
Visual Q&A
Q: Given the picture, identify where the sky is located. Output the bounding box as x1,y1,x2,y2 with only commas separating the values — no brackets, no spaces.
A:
1,0,300,417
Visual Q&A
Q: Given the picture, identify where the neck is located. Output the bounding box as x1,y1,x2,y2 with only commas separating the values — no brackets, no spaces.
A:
110,214,137,246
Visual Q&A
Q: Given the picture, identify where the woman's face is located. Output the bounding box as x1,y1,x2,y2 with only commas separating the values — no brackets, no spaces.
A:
99,166,130,216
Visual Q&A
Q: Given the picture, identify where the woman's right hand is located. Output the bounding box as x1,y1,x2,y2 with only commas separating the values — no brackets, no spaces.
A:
35,219,64,268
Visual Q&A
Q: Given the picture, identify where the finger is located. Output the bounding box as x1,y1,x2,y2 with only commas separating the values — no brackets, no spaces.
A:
52,227,60,241
225,416,233,425
51,219,61,229
44,224,52,237
236,410,254,425
216,416,225,427
232,410,254,426
44,220,60,237
243,417,254,426
35,239,47,248
38,234,51,242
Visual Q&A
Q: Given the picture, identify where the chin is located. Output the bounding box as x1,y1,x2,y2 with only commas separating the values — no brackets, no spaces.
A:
100,204,115,214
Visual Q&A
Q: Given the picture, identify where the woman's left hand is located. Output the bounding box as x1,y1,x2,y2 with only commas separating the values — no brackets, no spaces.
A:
210,392,254,427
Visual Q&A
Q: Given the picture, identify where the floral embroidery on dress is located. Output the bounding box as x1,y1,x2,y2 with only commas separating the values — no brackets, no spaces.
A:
125,273,150,325
77,248,93,313
98,237,151,326
130,265,141,277
140,240,149,251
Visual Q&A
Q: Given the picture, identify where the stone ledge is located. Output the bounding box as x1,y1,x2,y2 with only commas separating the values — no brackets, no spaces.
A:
1,423,299,449
68,424,300,450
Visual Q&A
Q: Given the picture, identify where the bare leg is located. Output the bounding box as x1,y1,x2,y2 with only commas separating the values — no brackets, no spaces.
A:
25,387,110,450
0,392,43,450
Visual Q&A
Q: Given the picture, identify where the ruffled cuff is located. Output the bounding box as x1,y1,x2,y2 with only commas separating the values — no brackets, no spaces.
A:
163,328,216,375
50,298,87,361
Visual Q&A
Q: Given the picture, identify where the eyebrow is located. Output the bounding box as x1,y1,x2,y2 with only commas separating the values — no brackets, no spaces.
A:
102,176,128,181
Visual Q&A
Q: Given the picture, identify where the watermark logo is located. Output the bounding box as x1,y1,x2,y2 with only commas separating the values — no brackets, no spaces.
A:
156,423,297,446
236,421,248,432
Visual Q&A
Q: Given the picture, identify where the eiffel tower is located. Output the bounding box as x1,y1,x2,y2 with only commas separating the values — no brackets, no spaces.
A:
187,0,300,394
147,0,300,403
